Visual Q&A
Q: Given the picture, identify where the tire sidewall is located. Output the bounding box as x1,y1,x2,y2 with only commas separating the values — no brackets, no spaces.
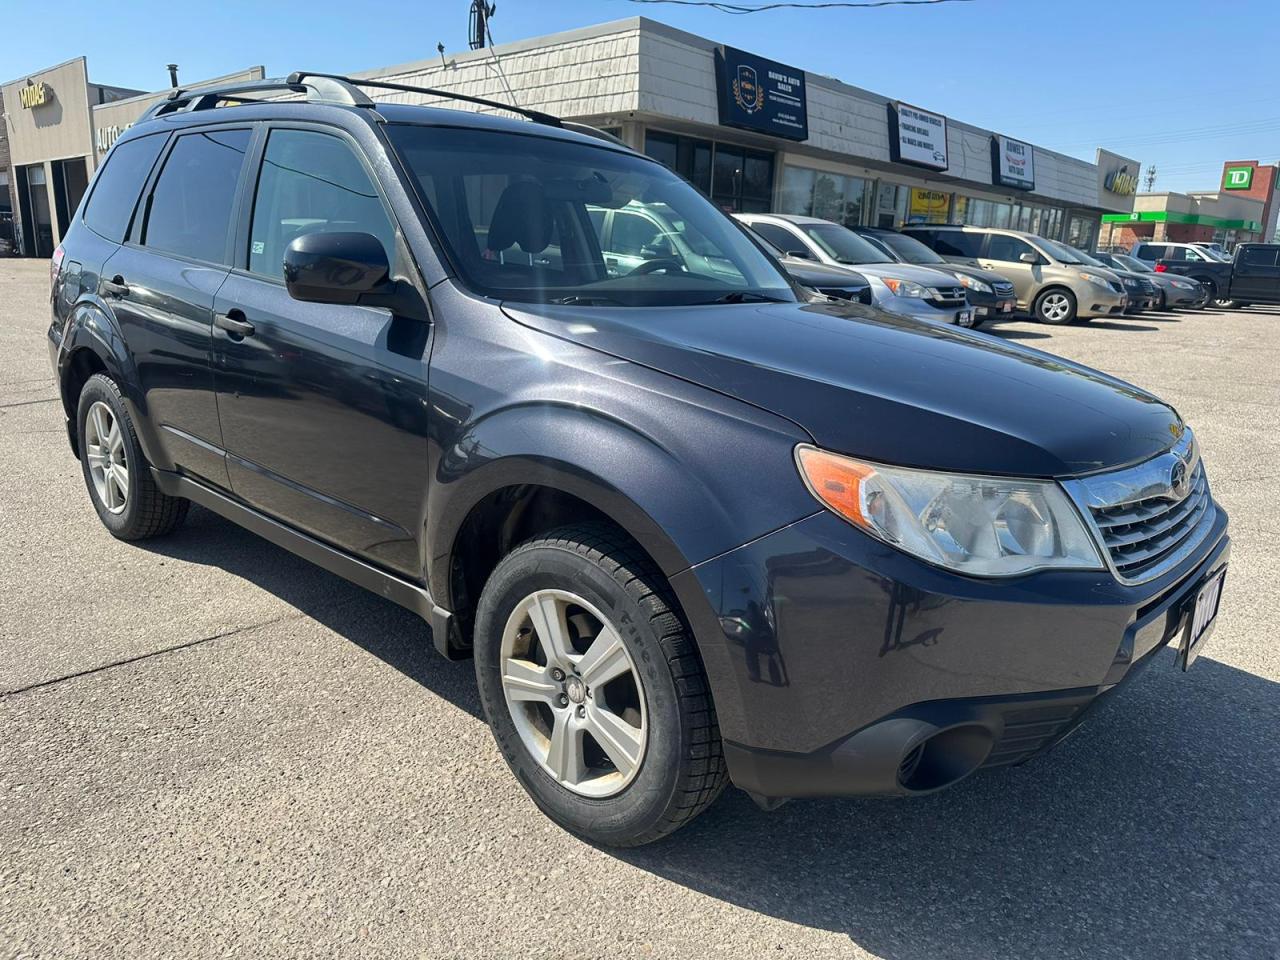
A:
76,375,146,537
474,541,685,845
1034,287,1077,325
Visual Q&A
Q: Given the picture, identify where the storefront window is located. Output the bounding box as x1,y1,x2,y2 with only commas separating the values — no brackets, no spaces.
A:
778,165,870,226
993,203,1013,229
875,182,909,229
646,131,773,214
907,188,951,224
1066,215,1098,251
951,194,968,224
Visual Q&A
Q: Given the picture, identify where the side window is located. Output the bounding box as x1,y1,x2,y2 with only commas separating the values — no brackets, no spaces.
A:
1139,244,1166,261
933,231,983,258
750,222,805,254
611,211,662,257
143,129,251,264
1240,246,1278,267
986,235,1035,263
248,129,395,279
1165,247,1188,262
586,207,606,245
82,134,166,242
1182,248,1204,262
906,229,936,248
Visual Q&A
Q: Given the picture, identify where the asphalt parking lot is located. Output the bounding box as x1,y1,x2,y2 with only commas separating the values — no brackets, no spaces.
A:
2,256,1277,960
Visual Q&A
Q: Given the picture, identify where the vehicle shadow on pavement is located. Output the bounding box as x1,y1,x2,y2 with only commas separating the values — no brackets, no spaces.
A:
983,327,1052,341
138,505,483,720
617,656,1280,959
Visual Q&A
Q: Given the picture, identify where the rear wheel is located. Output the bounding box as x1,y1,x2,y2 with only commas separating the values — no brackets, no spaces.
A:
76,373,189,540
1033,288,1077,325
473,523,727,846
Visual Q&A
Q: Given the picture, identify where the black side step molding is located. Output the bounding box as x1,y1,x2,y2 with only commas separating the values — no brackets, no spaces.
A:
151,469,465,659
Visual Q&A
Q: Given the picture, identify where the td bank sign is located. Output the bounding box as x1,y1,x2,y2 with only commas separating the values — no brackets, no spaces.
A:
1223,165,1254,190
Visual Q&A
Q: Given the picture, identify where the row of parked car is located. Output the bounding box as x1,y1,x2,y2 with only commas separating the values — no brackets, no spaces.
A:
731,214,1218,327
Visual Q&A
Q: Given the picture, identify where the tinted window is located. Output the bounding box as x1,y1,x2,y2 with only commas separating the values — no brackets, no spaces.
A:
802,224,892,265
986,235,1036,263
1137,244,1167,261
932,231,984,258
750,222,807,254
248,129,394,279
82,134,166,243
143,129,251,263
1241,246,1279,267
876,231,946,264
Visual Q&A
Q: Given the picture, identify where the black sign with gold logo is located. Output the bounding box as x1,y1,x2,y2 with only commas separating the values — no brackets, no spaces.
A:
714,46,807,142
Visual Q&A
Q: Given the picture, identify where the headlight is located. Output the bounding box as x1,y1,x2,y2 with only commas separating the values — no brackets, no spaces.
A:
956,274,992,294
882,277,931,298
1171,279,1195,290
1079,272,1113,288
795,445,1103,577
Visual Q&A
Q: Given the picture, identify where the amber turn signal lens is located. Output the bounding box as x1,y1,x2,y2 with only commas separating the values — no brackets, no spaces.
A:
795,445,876,529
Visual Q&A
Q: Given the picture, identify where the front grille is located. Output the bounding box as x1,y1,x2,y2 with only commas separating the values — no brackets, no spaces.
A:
926,285,967,308
819,285,873,305
1108,279,1124,293
1062,431,1216,585
1122,277,1140,290
992,280,1015,297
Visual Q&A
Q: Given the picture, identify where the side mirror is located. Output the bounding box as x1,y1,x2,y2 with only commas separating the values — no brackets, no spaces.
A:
785,247,814,260
1019,251,1039,264
284,231,390,305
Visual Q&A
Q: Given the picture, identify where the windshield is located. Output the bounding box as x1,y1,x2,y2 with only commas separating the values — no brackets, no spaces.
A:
1039,237,1093,265
1113,254,1152,273
386,124,794,306
802,223,894,265
874,231,947,265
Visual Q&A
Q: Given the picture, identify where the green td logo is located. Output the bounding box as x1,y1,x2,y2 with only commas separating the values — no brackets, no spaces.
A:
1224,166,1254,190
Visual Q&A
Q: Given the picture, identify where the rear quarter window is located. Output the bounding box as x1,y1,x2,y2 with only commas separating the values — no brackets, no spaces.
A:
81,134,167,243
933,231,984,258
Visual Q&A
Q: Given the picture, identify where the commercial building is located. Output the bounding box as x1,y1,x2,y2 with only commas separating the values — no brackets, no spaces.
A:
1100,160,1279,252
3,18,1136,257
1,59,262,257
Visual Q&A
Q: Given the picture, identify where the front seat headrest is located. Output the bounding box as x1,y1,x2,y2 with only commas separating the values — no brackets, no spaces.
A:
486,180,554,255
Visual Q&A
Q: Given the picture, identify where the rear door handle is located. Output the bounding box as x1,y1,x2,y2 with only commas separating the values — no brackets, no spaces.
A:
214,310,255,338
102,275,129,298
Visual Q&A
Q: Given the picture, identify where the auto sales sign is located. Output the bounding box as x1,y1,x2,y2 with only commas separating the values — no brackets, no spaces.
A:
714,46,808,142
888,103,948,171
991,135,1034,191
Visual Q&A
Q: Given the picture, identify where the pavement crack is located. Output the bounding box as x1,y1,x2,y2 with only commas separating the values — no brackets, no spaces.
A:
1,614,299,698
0,396,58,409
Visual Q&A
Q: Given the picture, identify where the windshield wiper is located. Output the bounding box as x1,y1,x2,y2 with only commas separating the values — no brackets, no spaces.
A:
549,295,625,306
699,291,790,305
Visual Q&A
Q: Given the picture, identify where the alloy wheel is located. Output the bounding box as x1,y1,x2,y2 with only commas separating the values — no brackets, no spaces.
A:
499,589,647,798
1040,293,1071,322
84,400,129,514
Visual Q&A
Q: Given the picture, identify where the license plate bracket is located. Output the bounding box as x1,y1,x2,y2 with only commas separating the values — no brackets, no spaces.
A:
1180,567,1225,671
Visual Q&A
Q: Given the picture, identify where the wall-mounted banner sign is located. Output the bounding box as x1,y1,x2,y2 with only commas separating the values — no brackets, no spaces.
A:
991,135,1035,191
888,102,948,171
19,81,51,110
714,46,808,142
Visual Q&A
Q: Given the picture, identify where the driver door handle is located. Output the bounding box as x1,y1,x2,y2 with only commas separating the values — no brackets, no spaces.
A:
101,275,129,298
214,309,255,339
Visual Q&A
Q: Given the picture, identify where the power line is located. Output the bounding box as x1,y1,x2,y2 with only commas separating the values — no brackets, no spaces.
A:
621,0,975,13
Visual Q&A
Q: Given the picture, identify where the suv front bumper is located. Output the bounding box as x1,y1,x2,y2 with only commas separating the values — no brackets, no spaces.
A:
672,505,1229,802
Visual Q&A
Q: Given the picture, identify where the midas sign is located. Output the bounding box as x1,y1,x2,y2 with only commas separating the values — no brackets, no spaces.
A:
19,81,50,109
1105,165,1139,197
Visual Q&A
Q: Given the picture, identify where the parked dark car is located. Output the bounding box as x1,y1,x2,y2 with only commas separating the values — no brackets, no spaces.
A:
1068,247,1157,314
1090,251,1204,309
1154,242,1280,309
47,73,1230,847
851,226,1017,324
752,234,873,304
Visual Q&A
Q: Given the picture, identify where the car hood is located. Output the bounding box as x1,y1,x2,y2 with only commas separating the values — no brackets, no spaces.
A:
846,262,962,287
779,257,869,288
502,299,1182,477
936,262,1012,287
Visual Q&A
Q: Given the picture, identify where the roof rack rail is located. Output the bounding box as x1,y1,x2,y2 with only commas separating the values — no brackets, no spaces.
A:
140,75,373,121
289,71,562,128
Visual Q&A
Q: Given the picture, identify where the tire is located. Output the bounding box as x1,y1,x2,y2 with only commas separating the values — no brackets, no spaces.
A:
76,373,189,540
1033,287,1077,325
473,523,727,847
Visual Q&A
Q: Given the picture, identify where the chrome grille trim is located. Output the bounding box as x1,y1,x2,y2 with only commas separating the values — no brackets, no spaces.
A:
1061,430,1216,585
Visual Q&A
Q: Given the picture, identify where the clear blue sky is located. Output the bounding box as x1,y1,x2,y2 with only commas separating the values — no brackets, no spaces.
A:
6,0,1277,193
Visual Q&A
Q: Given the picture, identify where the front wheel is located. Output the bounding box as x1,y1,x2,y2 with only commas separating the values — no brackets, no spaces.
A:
474,524,727,846
1033,288,1077,325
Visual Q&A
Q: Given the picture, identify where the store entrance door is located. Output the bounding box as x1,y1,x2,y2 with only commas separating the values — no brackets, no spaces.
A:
18,164,54,258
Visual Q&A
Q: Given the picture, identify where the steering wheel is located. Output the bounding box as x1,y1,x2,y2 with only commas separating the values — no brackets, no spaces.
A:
628,258,685,276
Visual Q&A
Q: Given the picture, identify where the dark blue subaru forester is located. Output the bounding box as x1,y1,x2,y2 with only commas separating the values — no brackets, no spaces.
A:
47,73,1229,846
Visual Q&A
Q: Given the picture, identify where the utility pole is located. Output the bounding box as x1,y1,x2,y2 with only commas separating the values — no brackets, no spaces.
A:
1144,164,1157,192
